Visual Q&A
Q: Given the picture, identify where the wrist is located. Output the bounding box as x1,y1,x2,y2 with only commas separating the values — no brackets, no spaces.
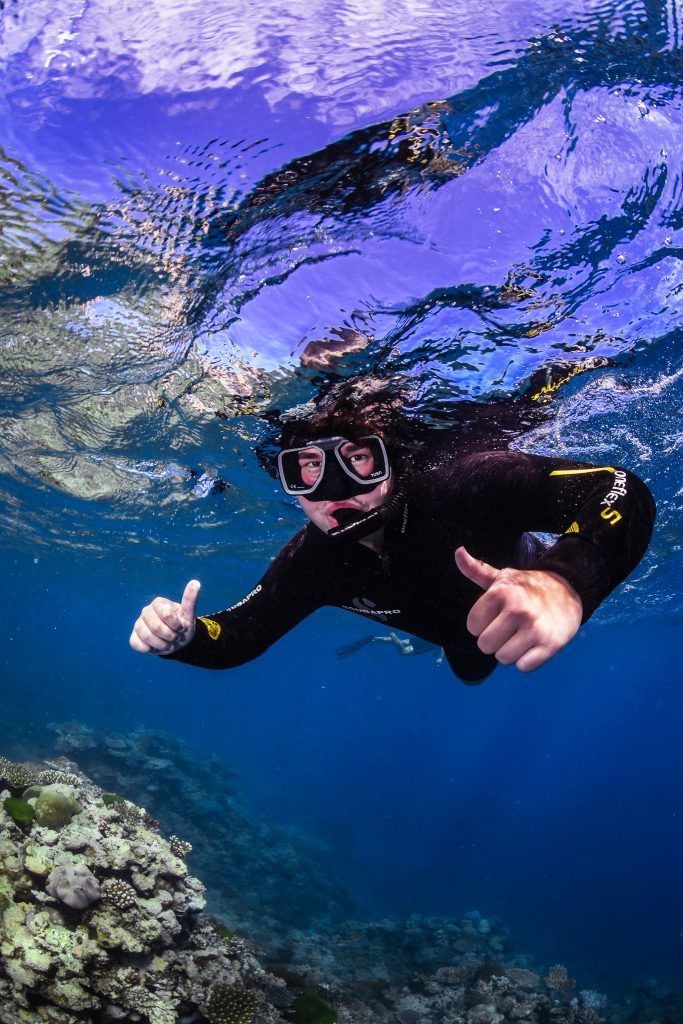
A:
541,570,584,623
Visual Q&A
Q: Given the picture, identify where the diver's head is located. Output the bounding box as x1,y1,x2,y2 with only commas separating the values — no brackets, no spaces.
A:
277,434,394,535
271,376,418,541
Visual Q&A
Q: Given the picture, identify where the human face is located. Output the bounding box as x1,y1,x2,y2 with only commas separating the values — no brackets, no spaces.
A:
298,472,394,534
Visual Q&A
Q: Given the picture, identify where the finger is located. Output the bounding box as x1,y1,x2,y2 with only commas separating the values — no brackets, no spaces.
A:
454,546,499,591
476,614,518,656
492,630,537,666
466,587,506,637
514,645,551,672
129,631,154,654
142,607,181,643
144,597,185,633
133,620,178,653
179,579,201,623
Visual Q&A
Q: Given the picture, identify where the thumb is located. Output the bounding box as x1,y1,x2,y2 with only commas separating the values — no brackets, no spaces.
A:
454,546,499,591
179,579,201,623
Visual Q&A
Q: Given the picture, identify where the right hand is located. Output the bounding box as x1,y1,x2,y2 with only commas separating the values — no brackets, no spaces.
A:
129,580,201,655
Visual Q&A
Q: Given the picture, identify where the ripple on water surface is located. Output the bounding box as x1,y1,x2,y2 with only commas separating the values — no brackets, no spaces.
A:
0,0,680,622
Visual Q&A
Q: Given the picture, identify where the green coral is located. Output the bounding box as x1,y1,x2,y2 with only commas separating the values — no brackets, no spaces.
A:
291,990,338,1024
3,797,35,828
34,786,82,829
204,983,259,1024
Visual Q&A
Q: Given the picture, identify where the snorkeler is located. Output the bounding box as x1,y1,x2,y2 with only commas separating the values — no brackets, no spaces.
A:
335,631,444,664
129,382,656,683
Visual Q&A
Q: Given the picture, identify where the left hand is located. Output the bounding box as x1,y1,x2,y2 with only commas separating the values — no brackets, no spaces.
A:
454,546,583,672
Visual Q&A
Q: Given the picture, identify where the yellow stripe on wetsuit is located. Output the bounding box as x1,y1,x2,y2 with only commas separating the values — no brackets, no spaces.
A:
549,467,615,476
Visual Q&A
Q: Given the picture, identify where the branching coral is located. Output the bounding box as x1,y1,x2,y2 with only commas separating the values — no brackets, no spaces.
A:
544,963,575,994
169,834,193,858
0,755,78,791
100,877,137,909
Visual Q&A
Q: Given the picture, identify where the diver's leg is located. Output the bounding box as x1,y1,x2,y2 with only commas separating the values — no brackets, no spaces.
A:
442,645,497,684
514,531,549,568
335,636,381,659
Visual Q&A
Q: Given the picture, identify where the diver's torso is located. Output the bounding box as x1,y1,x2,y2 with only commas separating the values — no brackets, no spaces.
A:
306,495,523,650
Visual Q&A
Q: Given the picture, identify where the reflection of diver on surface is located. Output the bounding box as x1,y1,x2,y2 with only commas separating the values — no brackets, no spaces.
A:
187,468,228,498
336,631,444,665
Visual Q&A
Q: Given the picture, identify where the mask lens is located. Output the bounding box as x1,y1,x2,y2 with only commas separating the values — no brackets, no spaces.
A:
278,445,325,494
336,436,389,484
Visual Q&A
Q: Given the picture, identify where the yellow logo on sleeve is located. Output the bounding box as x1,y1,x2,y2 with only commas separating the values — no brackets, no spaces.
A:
198,616,221,640
550,467,627,527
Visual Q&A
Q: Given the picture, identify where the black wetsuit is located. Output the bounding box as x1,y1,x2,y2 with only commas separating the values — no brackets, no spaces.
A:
167,445,655,682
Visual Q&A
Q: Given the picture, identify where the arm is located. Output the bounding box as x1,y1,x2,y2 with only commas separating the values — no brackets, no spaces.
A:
129,531,324,669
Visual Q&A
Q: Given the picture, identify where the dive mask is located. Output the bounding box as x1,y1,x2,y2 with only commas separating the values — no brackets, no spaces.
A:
277,435,390,502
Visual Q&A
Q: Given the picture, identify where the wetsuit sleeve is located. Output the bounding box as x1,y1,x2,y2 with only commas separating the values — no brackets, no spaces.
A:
446,451,656,622
164,530,323,669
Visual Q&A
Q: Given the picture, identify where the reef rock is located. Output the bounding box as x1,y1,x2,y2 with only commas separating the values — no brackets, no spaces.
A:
47,723,353,944
0,754,289,1024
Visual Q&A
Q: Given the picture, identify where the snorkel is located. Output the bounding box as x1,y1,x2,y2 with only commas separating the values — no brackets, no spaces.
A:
326,482,407,543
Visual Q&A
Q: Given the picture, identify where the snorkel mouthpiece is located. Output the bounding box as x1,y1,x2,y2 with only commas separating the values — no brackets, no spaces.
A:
327,508,386,542
327,486,406,543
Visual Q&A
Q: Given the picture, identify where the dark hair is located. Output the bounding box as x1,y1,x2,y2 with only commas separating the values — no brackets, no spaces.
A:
278,377,420,456
258,359,603,480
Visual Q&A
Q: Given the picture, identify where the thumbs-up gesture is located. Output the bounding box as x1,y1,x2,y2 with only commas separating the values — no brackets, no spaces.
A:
129,580,201,655
454,547,582,672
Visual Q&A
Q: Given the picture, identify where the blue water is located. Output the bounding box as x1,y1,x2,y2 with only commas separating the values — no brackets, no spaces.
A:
2,0,683,998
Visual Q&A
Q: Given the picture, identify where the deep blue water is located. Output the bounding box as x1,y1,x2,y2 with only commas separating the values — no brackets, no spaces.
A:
2,0,683,999
3,546,682,990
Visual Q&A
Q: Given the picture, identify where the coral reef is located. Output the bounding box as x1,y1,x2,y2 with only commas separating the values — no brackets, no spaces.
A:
4,731,683,1024
46,723,353,944
0,754,288,1024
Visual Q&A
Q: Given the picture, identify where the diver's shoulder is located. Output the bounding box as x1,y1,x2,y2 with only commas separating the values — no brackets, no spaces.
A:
416,441,529,475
